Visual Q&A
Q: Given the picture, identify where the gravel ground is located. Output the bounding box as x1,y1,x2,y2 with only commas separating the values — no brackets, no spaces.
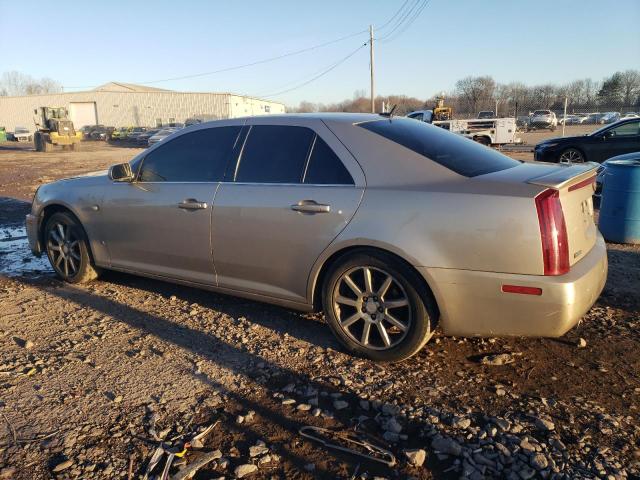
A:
0,141,639,480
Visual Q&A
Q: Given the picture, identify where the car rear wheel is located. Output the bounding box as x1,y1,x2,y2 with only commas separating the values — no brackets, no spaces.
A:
559,148,584,164
322,251,435,362
44,212,100,283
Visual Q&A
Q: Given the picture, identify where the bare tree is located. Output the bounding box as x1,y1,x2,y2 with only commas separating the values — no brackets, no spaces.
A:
619,69,640,107
0,71,62,96
454,76,496,115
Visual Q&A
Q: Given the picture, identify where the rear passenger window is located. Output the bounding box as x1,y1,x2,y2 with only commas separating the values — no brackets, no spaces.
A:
235,125,314,183
304,136,354,185
139,126,241,182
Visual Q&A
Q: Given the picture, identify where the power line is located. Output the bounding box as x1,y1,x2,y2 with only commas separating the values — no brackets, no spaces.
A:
379,0,430,42
63,3,413,90
375,0,422,41
257,42,369,98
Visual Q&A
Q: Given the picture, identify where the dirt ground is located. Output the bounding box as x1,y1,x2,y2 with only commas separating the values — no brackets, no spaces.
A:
0,139,638,480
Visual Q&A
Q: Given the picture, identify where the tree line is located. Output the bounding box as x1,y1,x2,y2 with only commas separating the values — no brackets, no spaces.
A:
0,71,62,96
290,70,640,117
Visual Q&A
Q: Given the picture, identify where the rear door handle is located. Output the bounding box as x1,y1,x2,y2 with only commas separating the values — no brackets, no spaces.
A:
290,200,331,214
178,198,208,210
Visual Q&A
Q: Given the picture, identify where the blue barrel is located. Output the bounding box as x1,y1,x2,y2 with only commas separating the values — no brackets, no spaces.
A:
598,154,640,244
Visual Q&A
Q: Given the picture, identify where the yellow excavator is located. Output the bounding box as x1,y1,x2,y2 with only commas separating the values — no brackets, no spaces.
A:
33,107,82,152
432,95,453,121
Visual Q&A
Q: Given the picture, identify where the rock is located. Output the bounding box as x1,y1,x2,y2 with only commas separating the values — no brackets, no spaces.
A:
333,400,349,410
296,403,312,411
480,353,518,366
534,416,555,431
383,431,400,442
431,436,462,456
311,408,321,417
519,438,536,452
496,387,507,396
113,395,123,404
531,453,549,470
404,448,426,467
577,337,587,348
249,445,269,457
12,337,33,349
281,398,296,405
52,459,73,472
494,418,511,431
518,466,536,479
452,416,471,429
235,464,258,478
304,463,315,471
385,417,403,434
0,467,16,479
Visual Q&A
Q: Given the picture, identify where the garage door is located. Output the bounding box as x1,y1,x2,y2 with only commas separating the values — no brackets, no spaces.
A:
69,102,97,128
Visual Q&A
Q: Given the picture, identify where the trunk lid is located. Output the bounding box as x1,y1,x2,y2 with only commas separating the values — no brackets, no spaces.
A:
527,162,599,267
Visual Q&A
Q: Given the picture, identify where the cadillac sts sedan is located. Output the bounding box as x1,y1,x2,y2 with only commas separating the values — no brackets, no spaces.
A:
26,114,608,362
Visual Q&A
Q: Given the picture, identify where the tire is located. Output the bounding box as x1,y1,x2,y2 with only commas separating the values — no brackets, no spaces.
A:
34,132,42,152
71,142,80,151
44,212,100,283
559,147,584,164
473,136,491,146
43,137,53,152
322,250,436,362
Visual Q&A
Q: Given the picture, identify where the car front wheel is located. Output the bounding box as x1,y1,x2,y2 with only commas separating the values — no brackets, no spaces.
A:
559,148,584,164
44,212,100,283
322,251,436,362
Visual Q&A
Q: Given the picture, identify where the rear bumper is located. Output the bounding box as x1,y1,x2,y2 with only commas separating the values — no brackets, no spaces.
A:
420,234,608,337
25,213,42,256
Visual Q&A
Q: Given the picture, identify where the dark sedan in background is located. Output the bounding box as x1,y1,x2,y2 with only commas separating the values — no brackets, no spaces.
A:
535,118,640,164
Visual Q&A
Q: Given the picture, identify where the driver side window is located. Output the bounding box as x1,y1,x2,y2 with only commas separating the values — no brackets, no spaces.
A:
138,127,241,182
610,121,640,137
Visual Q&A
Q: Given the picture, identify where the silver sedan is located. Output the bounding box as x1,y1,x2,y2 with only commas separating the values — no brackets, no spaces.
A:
26,114,607,361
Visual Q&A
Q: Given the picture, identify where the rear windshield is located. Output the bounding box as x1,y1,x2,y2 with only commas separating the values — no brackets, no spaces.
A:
533,110,550,115
358,118,519,177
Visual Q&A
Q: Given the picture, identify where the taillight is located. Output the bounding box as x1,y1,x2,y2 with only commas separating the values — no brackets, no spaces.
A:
535,189,569,276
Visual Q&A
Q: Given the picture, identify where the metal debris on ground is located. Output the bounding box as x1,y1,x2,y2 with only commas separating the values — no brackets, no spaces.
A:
141,421,219,480
299,425,396,467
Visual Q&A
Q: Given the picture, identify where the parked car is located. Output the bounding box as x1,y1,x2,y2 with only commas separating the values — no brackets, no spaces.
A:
516,115,530,131
89,125,114,141
622,112,639,119
534,118,640,164
136,129,161,145
111,127,134,141
529,110,557,130
477,111,495,119
148,127,181,145
571,114,589,124
125,127,148,142
26,114,607,361
557,114,574,125
13,126,33,142
600,112,621,124
584,113,605,124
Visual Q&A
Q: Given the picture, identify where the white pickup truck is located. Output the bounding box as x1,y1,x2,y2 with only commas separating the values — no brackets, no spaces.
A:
406,110,521,146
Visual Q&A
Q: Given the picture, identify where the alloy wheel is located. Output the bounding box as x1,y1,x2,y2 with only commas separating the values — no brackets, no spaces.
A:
559,149,583,164
332,266,412,350
47,222,81,278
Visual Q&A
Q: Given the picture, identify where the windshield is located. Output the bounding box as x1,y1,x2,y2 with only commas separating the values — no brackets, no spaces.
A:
15,128,29,133
359,118,519,177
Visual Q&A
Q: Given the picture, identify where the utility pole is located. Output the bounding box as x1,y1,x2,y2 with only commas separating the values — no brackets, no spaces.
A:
369,24,375,113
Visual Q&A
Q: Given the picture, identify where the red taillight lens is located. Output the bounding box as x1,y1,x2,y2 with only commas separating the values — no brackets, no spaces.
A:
535,189,569,276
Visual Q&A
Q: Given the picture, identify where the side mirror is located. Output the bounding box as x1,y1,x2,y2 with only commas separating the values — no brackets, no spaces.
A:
602,130,614,139
108,163,134,182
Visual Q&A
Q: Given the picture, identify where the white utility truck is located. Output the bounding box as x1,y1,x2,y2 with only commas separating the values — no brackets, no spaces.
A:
406,110,521,146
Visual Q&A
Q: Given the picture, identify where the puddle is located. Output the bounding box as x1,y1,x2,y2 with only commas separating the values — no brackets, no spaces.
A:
0,226,52,277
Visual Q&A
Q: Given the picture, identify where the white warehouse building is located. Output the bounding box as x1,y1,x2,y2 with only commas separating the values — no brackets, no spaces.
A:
0,82,286,130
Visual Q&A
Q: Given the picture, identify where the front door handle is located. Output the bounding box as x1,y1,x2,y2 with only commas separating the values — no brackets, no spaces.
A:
291,200,331,214
178,199,208,210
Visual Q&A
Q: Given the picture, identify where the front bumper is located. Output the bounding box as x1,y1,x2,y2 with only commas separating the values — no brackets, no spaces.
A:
533,146,558,162
420,234,608,337
25,213,42,256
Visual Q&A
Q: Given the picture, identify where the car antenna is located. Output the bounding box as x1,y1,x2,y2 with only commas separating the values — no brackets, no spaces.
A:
380,104,398,119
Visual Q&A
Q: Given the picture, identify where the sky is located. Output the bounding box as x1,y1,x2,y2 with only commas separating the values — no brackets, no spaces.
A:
1,0,639,107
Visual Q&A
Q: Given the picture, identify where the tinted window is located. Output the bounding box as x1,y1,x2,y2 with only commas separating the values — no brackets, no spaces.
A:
235,125,314,183
359,118,519,177
138,126,240,182
303,136,354,185
610,120,639,137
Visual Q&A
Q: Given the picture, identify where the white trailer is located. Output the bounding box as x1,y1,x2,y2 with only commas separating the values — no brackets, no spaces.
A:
406,110,521,146
433,118,521,146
